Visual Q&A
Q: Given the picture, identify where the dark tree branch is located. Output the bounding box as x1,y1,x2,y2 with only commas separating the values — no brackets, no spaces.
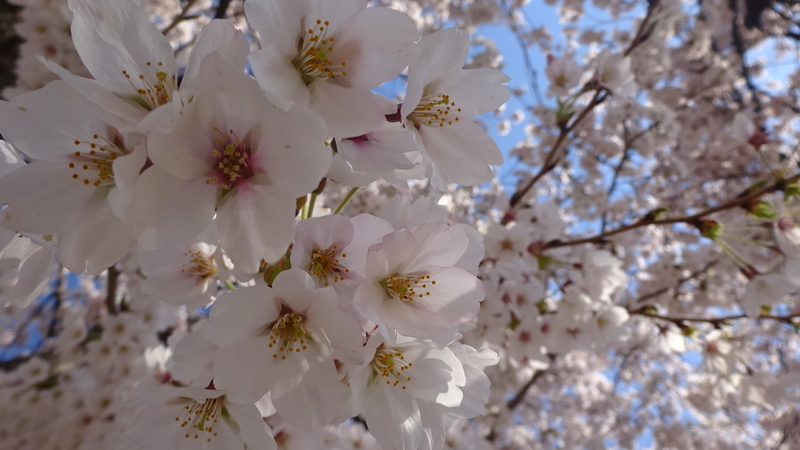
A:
214,0,233,19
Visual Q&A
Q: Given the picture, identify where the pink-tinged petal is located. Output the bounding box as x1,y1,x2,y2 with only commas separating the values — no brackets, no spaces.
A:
271,362,341,430
8,243,54,308
130,93,185,134
405,224,467,272
338,126,417,173
375,229,419,274
306,0,367,31
0,81,123,162
134,166,217,250
430,68,511,117
308,81,383,137
268,346,327,398
57,201,136,274
291,215,354,270
252,104,329,196
146,105,213,180
226,402,278,450
271,268,320,312
249,45,310,110
419,267,483,324
170,331,216,385
0,162,96,235
353,280,391,330
107,145,147,223
330,8,419,89
202,285,279,347
364,383,423,450
0,141,24,176
347,214,393,272
401,61,428,120
39,58,147,126
417,402,447,450
193,53,274,133
69,0,175,95
380,299,455,344
418,28,470,79
400,343,461,392
306,295,366,365
244,0,301,56
418,120,502,189
216,186,295,273
141,276,212,309
452,224,484,275
182,20,250,90
212,337,274,404
115,402,193,450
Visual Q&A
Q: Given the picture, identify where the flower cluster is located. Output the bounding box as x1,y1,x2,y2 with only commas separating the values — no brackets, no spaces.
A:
0,0,509,449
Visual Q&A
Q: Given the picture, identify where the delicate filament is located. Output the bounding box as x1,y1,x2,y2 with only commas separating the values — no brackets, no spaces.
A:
371,346,412,389
408,94,463,128
181,250,217,279
121,61,176,110
309,245,349,286
379,274,435,302
267,313,311,360
176,396,225,443
70,134,128,187
206,128,254,190
293,19,347,85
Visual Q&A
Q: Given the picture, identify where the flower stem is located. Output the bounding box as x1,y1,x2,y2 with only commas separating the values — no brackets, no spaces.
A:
334,187,359,215
307,193,318,219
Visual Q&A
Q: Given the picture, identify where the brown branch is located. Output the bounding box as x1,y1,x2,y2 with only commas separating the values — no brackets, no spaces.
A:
634,260,720,304
507,355,556,410
161,0,200,35
504,2,659,219
544,173,800,249
505,90,607,218
105,265,120,315
628,310,800,326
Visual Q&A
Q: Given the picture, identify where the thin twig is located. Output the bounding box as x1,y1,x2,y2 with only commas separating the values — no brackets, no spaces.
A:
106,265,120,315
545,173,800,249
162,0,200,35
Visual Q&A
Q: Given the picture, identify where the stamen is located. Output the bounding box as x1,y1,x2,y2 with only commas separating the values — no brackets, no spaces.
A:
206,128,254,190
121,62,177,110
408,94,464,128
180,250,217,280
174,396,225,443
293,19,347,85
309,245,349,286
267,312,311,360
379,274,433,302
371,346,412,390
68,134,128,188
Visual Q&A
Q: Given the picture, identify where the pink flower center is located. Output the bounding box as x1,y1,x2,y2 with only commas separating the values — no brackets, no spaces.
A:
206,129,254,190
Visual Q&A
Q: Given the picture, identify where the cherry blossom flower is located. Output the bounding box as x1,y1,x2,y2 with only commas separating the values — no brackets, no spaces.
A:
0,81,141,274
138,224,225,309
593,49,636,97
44,0,250,131
545,55,583,97
201,269,365,416
134,53,330,273
401,28,510,189
115,386,276,450
354,223,483,345
246,0,419,137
